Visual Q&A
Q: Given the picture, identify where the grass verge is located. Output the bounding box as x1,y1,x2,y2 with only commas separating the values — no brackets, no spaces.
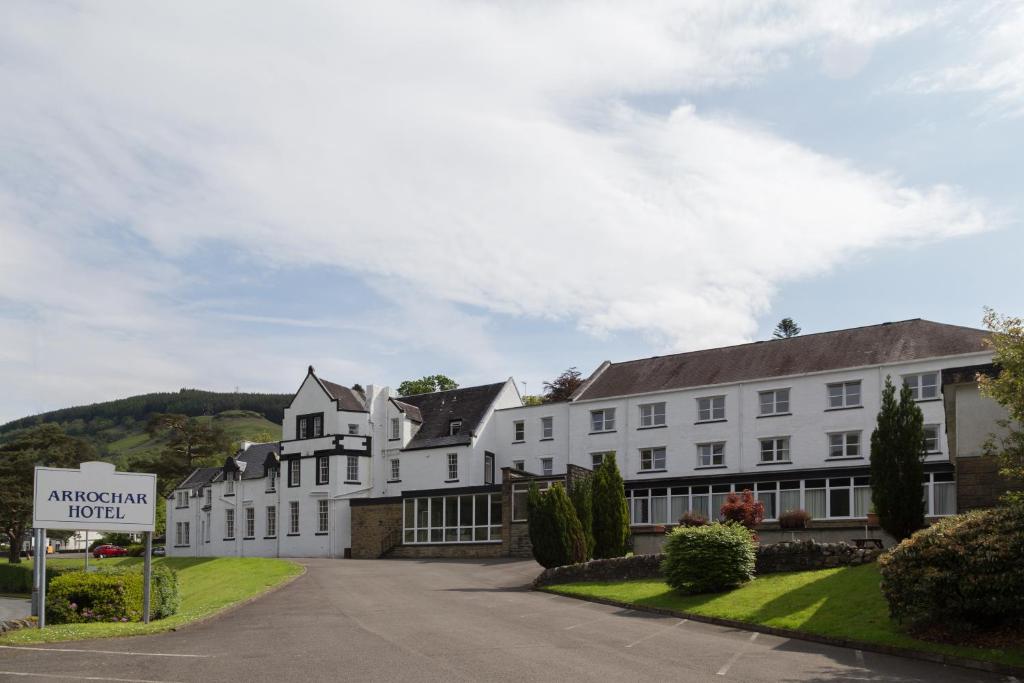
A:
0,557,302,643
545,564,1024,669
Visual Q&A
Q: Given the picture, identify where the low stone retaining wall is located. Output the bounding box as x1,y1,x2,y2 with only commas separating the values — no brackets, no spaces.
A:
534,540,882,587
0,617,34,634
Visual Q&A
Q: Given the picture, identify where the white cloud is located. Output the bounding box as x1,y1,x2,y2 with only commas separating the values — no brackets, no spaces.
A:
0,0,995,420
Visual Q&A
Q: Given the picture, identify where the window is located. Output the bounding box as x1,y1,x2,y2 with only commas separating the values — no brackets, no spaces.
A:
447,453,458,481
244,507,255,538
512,482,550,521
390,457,401,481
266,506,277,538
829,477,851,517
827,381,861,409
697,442,725,467
448,419,462,436
591,451,612,469
403,493,502,544
804,479,826,519
288,459,300,487
318,500,329,533
779,481,801,516
484,452,495,485
756,482,778,520
697,396,725,422
205,487,211,506
266,468,277,492
298,416,307,439
224,474,234,496
297,413,324,439
204,513,210,542
760,437,791,462
175,491,188,508
289,501,300,535
828,431,861,458
924,472,956,516
316,455,329,485
924,424,941,453
639,402,666,427
639,447,666,471
540,458,553,476
904,372,939,401
540,416,553,439
853,476,871,517
313,414,323,437
390,417,401,440
175,521,190,546
346,455,359,482
512,460,524,471
759,389,790,416
225,508,235,540
513,420,525,441
590,408,616,432
348,423,359,435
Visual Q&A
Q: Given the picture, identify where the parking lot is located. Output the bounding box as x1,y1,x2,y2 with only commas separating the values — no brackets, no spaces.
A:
0,558,1014,682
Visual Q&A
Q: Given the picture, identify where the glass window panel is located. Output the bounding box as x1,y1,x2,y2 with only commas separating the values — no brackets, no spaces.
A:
430,528,442,542
652,495,668,524
692,495,709,519
460,496,474,527
490,526,501,539
670,494,687,521
446,497,459,527
757,491,777,519
853,486,871,517
475,494,489,527
490,495,502,526
711,493,729,519
829,488,851,517
417,529,427,543
459,527,472,542
934,482,955,515
444,528,457,542
779,489,801,515
417,499,429,529
805,488,826,519
430,497,443,527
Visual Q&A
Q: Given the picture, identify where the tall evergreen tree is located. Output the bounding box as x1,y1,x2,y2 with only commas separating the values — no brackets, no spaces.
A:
773,318,802,339
569,476,595,560
591,452,629,558
870,376,927,541
527,482,585,568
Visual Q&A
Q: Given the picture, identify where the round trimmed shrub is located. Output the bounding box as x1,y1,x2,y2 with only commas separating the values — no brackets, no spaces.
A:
879,503,1024,627
660,522,756,594
47,571,143,624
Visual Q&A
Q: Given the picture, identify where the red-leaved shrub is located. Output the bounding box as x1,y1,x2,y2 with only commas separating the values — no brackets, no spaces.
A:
719,490,764,529
677,511,708,527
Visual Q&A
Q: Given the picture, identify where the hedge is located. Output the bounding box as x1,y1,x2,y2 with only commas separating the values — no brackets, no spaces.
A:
46,571,144,624
97,564,180,620
661,522,756,594
879,502,1024,627
0,563,72,594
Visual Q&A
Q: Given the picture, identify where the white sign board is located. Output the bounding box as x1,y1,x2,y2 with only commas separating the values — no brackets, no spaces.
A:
33,461,157,532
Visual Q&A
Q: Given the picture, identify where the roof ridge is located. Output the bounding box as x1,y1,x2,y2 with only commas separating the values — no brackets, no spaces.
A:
397,381,506,399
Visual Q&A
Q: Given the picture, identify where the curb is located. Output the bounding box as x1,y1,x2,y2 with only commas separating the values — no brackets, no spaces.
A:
538,588,1024,678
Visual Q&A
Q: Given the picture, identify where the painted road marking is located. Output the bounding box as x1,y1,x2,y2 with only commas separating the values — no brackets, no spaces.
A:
624,618,687,648
716,632,759,676
0,645,209,658
0,672,183,683
564,608,635,630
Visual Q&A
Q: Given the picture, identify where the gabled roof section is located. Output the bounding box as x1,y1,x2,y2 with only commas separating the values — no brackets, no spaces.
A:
289,365,368,412
575,319,991,401
397,382,507,451
390,398,423,423
173,466,219,494
234,441,281,480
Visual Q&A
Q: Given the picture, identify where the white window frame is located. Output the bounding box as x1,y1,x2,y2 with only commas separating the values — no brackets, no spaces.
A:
639,402,666,428
446,453,458,481
512,483,550,522
827,381,862,409
923,471,956,516
759,389,790,416
266,469,276,493
540,416,553,439
244,506,255,538
696,396,725,422
175,521,189,546
828,431,862,458
390,417,401,440
590,408,616,432
923,424,941,453
448,420,462,436
289,501,300,535
697,442,725,467
312,414,323,438
346,455,359,482
591,451,612,469
390,457,401,481
225,508,235,540
205,487,212,506
318,499,329,533
540,457,553,476
904,372,939,401
759,437,791,463
175,490,188,508
266,506,277,538
512,459,525,471
639,447,666,471
513,420,525,441
403,493,503,544
289,460,300,487
224,475,234,496
317,455,330,485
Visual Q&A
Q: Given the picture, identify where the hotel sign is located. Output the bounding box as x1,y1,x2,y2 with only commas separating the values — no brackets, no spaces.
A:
33,461,157,532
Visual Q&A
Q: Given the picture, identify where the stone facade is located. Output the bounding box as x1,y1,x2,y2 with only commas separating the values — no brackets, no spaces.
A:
350,498,402,559
956,456,1018,511
388,543,507,559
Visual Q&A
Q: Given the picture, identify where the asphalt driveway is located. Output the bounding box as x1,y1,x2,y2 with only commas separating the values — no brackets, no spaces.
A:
0,558,1012,682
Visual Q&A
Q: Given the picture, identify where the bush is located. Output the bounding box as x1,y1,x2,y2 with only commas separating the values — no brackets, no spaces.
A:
720,490,764,529
98,564,181,619
569,477,595,560
527,482,587,568
660,523,756,594
677,511,708,527
46,571,143,624
778,509,811,529
126,544,146,557
592,453,629,559
0,563,71,593
879,503,1024,628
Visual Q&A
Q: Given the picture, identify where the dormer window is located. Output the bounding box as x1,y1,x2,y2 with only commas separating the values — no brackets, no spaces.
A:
224,474,235,496
297,413,324,439
448,420,462,436
390,417,401,441
267,468,277,492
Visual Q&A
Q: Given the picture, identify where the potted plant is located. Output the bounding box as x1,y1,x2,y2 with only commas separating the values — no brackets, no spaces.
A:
866,508,880,527
778,509,811,542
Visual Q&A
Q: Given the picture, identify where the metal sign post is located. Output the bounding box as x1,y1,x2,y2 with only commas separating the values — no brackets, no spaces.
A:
36,528,47,628
30,531,39,617
84,530,89,572
142,532,152,623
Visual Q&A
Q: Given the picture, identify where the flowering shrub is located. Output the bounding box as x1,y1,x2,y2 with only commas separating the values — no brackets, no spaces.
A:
46,571,143,624
720,490,764,529
879,502,1024,627
677,511,708,527
660,523,756,594
778,509,811,529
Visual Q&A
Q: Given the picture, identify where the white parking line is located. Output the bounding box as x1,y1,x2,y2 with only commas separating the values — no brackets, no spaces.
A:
716,632,759,676
0,672,183,683
564,608,635,630
624,619,687,648
0,645,209,658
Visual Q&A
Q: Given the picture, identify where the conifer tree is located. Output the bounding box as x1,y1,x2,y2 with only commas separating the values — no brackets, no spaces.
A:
569,476,595,560
527,482,586,567
870,376,927,541
591,452,630,558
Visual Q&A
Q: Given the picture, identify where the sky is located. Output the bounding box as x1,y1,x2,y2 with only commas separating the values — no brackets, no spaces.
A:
1,0,1022,424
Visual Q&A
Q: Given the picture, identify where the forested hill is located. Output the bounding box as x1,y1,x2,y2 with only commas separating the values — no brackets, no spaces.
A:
0,389,292,435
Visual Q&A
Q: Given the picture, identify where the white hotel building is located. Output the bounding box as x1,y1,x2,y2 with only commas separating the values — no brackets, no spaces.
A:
167,319,997,559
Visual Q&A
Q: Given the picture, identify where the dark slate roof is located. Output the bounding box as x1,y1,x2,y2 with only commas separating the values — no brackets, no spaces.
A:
398,382,507,451
235,442,281,480
576,319,991,401
319,378,367,412
175,467,219,493
391,399,423,423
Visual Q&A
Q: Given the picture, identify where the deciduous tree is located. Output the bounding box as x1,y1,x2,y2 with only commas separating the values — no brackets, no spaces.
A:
978,309,1024,496
397,375,459,396
542,367,584,403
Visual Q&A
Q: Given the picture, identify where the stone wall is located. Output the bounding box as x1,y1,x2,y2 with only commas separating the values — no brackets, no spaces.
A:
957,456,1019,511
534,540,882,587
387,542,507,559
350,498,402,559
507,521,532,558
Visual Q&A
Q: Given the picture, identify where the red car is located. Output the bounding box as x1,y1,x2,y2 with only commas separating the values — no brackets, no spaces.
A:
92,544,128,559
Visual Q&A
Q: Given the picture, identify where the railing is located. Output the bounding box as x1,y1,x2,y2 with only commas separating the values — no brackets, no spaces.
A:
379,527,402,558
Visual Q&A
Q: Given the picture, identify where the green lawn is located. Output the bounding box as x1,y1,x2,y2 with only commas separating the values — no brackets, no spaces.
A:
0,557,302,643
546,564,1024,668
